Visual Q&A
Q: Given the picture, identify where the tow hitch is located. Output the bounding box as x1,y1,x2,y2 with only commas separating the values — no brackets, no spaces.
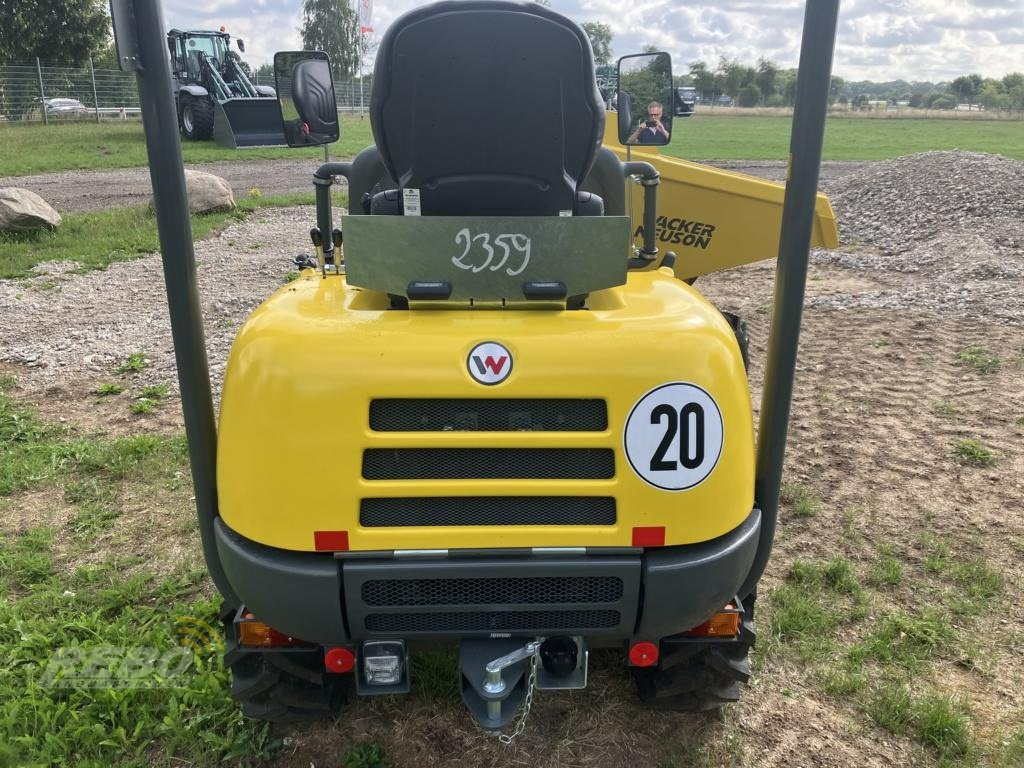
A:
460,637,588,738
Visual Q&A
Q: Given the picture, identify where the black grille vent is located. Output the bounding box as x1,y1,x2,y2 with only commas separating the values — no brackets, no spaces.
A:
362,448,615,480
360,496,616,527
364,610,620,633
369,398,608,432
362,576,624,607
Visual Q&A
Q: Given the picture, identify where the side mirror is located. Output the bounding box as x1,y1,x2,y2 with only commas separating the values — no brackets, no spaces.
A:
616,52,673,147
273,50,339,147
236,39,245,53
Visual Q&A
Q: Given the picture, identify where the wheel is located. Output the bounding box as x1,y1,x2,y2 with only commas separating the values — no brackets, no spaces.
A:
221,603,349,723
721,311,750,372
178,93,215,141
632,595,756,711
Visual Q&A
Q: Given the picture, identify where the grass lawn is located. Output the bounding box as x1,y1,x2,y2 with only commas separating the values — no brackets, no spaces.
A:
0,193,318,279
3,113,1023,177
661,114,1024,162
0,116,374,176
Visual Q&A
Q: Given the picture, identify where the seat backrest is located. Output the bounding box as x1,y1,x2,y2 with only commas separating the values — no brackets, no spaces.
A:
369,0,605,216
292,59,338,135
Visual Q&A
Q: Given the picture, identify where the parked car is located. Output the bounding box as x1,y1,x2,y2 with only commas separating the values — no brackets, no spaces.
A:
43,98,89,118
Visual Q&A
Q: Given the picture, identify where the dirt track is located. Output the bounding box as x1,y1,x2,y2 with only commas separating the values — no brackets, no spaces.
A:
0,159,869,214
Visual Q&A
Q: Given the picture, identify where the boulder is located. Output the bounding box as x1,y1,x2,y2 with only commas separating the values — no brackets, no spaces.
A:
0,188,62,232
150,170,235,214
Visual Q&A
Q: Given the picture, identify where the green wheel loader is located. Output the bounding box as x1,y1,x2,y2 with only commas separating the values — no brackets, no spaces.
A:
167,28,285,148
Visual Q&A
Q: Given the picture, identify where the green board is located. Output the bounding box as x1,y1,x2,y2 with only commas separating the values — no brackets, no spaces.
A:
343,215,631,301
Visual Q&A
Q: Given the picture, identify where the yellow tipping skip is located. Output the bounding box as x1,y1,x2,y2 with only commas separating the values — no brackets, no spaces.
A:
602,118,839,280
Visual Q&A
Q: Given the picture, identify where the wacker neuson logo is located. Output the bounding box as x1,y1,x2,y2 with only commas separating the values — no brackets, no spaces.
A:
468,341,512,385
634,216,716,250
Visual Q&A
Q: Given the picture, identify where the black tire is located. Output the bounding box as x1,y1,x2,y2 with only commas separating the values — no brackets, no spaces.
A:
178,93,215,141
221,603,349,723
632,595,756,711
721,311,750,372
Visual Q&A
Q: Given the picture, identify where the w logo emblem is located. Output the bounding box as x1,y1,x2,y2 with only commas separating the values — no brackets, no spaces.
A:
467,342,513,385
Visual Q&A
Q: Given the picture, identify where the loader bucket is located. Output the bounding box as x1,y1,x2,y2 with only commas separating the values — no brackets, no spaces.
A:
213,98,286,148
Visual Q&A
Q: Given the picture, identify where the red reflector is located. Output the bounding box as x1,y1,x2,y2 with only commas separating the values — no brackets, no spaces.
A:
628,641,660,667
324,647,356,674
632,526,665,547
314,530,349,551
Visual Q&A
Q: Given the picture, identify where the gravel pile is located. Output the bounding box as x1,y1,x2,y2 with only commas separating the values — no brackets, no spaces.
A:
829,150,1024,254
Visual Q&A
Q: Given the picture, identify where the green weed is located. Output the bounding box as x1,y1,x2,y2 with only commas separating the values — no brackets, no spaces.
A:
139,384,170,400
117,351,149,374
953,438,997,467
958,345,1000,374
95,382,124,396
848,610,955,671
130,398,157,415
284,270,300,283
343,742,387,768
931,399,960,419
869,688,972,761
780,481,820,517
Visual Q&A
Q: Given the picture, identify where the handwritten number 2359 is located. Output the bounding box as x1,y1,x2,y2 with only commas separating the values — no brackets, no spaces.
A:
452,229,531,276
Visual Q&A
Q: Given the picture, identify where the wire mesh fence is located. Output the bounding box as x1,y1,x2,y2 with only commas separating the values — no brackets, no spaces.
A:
0,58,373,123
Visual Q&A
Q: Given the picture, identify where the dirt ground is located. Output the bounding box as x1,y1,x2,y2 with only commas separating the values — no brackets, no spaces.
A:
3,155,1022,766
0,158,868,213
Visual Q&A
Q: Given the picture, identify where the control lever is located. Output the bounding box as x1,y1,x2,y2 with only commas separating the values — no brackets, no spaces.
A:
309,227,325,278
331,228,343,271
483,640,542,695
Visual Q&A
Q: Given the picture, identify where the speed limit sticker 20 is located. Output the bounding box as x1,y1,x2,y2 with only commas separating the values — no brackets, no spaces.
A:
624,383,724,491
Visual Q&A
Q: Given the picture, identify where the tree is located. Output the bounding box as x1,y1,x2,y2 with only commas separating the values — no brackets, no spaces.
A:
689,60,714,100
581,21,612,65
755,58,778,99
0,0,110,63
300,0,361,79
828,75,846,105
738,83,762,107
951,73,983,109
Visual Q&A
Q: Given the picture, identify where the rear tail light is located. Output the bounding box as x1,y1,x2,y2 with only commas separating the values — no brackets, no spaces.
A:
628,641,660,667
681,603,742,638
237,613,305,647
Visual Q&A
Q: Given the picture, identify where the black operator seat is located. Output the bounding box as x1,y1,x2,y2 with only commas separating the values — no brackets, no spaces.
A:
368,0,605,217
292,59,338,136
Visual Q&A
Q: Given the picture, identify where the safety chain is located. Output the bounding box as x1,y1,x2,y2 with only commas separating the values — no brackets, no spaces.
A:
497,653,538,745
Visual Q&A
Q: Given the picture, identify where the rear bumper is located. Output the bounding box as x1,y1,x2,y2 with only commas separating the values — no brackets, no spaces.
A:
214,507,761,645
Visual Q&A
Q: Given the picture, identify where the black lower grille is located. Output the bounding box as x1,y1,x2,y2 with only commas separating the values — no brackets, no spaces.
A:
361,448,615,480
369,398,608,432
362,576,624,606
364,610,620,633
359,496,616,527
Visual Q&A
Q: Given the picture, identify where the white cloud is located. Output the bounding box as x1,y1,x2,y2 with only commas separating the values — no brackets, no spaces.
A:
163,1,1024,80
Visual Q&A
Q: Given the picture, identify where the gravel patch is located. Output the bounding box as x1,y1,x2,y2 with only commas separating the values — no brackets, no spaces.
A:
0,206,332,393
3,150,1023,396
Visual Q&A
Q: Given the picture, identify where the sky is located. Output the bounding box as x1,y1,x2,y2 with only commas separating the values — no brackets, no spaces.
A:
164,0,1024,82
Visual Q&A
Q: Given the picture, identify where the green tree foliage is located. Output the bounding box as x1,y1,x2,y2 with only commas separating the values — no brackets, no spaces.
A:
755,58,778,100
300,0,361,79
689,60,715,99
0,0,110,64
950,73,983,107
581,21,613,65
738,83,762,107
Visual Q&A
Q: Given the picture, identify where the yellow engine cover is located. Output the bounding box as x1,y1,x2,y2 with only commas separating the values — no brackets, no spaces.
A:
217,269,754,552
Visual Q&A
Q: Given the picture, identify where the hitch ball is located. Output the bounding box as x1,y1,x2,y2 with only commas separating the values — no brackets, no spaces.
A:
539,636,578,677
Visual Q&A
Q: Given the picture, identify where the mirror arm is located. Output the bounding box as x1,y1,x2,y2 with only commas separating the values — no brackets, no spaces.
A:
622,161,660,267
314,162,352,263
